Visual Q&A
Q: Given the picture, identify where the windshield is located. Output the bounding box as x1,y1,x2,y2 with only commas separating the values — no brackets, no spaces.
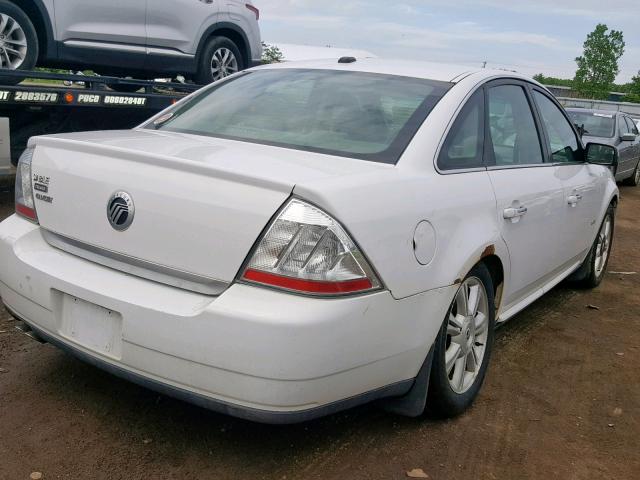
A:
567,111,615,138
149,69,452,164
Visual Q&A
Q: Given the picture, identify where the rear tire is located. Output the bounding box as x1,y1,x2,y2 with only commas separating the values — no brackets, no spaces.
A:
195,36,243,85
572,205,615,288
622,162,640,186
0,0,38,85
427,263,496,417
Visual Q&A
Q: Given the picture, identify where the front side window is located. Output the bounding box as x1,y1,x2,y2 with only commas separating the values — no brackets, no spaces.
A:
624,116,638,135
533,91,581,163
619,115,631,136
150,69,452,164
487,85,543,166
437,89,484,171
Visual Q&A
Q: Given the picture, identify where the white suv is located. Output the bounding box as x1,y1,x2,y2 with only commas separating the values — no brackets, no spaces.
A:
0,0,262,84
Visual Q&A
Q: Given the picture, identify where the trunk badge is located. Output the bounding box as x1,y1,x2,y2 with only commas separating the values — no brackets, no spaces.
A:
107,191,135,231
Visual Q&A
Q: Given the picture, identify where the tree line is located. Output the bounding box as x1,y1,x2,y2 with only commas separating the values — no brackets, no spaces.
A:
534,24,640,103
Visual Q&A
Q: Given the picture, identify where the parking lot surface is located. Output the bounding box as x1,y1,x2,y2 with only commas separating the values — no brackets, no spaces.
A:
1,186,639,480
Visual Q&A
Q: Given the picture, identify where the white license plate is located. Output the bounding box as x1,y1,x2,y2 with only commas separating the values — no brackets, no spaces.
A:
59,295,123,359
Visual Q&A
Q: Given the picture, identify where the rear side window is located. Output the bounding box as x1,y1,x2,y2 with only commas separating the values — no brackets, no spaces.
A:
533,91,581,163
437,89,485,171
487,85,543,166
152,69,452,164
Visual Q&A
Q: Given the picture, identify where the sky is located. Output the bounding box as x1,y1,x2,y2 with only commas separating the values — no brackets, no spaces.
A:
257,0,640,83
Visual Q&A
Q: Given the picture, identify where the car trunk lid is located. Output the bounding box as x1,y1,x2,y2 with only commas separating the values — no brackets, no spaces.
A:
30,130,386,289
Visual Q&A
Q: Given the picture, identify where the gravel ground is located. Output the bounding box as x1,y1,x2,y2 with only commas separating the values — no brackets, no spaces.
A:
0,185,639,480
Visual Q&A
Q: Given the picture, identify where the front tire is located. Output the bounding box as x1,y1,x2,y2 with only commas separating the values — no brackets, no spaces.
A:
623,162,640,186
0,0,38,85
572,205,615,288
428,263,496,417
195,36,243,85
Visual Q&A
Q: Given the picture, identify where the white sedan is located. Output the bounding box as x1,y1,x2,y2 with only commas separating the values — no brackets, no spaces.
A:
0,59,619,423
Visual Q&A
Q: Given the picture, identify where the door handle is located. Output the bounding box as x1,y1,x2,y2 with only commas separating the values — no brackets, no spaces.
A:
503,206,528,219
568,194,583,206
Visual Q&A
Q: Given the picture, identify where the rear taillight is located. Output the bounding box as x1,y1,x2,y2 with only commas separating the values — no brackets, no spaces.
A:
15,147,38,223
246,3,259,20
241,199,381,296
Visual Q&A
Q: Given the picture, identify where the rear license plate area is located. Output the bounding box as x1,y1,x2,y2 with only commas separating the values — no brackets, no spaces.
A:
58,294,123,360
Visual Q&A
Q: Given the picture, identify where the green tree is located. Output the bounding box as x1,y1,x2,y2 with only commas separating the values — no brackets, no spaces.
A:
625,71,640,103
573,24,625,99
261,42,284,64
533,74,573,87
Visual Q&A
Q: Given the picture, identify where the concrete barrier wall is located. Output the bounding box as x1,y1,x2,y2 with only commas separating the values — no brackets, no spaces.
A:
557,97,640,117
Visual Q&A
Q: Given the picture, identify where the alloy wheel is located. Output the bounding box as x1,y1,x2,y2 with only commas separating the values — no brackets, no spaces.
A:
445,277,490,394
594,215,612,277
0,13,27,69
211,48,238,81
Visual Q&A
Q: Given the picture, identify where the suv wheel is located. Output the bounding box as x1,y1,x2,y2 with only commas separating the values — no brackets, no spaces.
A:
196,36,243,85
0,0,38,84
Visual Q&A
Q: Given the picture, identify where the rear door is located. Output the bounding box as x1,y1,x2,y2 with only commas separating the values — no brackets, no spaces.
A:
485,80,565,308
54,0,147,50
530,88,601,264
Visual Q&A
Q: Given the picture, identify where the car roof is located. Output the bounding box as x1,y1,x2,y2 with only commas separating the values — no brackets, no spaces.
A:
253,57,533,83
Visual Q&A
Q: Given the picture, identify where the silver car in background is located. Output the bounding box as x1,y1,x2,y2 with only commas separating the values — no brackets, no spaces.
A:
0,0,262,85
567,108,640,186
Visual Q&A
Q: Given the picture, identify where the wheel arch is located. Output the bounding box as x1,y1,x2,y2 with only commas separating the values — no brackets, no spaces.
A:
453,241,509,314
9,0,56,60
196,22,251,69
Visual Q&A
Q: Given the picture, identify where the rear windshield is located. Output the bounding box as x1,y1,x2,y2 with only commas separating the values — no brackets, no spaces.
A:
567,111,615,138
149,69,452,164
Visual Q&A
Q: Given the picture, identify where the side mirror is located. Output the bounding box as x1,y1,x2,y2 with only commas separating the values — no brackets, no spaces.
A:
621,133,636,142
586,142,617,166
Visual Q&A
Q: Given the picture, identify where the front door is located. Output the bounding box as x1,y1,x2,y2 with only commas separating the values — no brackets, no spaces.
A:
485,81,566,309
616,115,637,180
530,89,601,264
54,0,148,63
146,0,219,55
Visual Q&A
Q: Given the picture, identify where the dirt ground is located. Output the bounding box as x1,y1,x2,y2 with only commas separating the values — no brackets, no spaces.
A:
0,185,639,480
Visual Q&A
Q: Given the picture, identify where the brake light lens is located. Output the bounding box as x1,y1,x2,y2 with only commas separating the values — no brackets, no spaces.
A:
242,199,381,296
245,3,259,20
15,147,38,223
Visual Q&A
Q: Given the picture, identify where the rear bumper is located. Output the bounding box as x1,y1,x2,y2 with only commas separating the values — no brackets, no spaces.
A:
0,215,456,422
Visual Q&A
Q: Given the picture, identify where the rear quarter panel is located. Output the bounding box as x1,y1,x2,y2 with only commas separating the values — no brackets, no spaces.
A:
295,169,509,301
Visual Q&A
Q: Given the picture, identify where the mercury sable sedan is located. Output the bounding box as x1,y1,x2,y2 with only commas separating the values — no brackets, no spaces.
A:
0,59,619,423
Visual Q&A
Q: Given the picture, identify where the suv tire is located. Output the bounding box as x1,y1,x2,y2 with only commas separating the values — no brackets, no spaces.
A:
195,36,243,85
0,0,38,85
